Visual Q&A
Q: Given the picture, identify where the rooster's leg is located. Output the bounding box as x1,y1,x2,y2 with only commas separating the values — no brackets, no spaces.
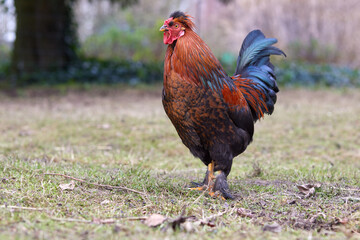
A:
190,170,209,188
190,162,215,191
190,162,233,199
210,171,234,200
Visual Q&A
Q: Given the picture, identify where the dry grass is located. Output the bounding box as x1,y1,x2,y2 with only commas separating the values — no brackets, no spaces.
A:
0,86,360,239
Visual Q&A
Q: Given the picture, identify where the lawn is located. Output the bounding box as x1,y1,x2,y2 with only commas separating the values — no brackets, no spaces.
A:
0,86,359,239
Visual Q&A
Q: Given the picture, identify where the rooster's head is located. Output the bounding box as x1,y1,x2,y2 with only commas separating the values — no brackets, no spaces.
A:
160,11,194,45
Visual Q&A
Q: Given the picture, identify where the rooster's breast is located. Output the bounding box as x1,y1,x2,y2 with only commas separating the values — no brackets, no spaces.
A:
162,71,251,161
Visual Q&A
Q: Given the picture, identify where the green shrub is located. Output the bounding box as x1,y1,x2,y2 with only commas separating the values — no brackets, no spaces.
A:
219,54,360,88
80,17,164,63
275,60,360,87
10,58,163,86
287,39,340,64
0,44,10,77
1,43,359,88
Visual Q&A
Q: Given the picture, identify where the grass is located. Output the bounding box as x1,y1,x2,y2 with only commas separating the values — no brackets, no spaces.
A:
0,86,360,239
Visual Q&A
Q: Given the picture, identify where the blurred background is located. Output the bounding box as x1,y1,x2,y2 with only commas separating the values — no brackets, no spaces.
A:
0,0,359,88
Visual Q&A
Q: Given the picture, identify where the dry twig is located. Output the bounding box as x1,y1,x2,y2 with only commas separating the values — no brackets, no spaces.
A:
0,205,45,211
191,186,209,205
121,216,148,221
51,217,92,223
201,208,232,222
51,217,120,224
44,172,146,195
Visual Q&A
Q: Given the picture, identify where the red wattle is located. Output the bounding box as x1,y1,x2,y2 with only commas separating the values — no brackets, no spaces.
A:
163,30,184,45
163,31,174,44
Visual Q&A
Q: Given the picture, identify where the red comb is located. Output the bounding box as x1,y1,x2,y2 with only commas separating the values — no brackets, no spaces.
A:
164,17,173,25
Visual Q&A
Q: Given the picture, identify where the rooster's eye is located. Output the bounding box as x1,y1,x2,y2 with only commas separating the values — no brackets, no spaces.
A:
175,24,179,28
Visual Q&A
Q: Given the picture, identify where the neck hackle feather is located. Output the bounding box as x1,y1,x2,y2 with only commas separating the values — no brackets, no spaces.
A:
165,11,285,121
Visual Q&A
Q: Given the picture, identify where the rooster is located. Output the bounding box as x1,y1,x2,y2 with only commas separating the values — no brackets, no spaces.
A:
160,11,285,199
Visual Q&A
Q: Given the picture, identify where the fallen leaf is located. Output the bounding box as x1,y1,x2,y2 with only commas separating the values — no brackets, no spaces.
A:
337,217,349,225
59,181,75,191
237,208,254,218
182,221,195,232
263,222,282,233
297,183,321,198
144,214,167,227
98,123,111,129
101,200,110,205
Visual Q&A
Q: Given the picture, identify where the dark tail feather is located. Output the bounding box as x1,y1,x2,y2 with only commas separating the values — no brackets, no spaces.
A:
234,30,285,121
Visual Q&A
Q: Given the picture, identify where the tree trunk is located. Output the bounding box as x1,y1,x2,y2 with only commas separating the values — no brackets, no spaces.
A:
11,0,77,74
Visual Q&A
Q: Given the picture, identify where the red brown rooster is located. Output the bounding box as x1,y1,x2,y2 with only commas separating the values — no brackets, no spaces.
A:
160,11,285,199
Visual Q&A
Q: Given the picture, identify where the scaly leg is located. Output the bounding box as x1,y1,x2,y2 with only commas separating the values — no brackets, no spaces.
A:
207,161,216,192
190,161,215,191
190,162,233,200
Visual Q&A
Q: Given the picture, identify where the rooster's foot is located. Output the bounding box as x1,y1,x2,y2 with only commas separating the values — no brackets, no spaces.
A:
212,171,234,200
190,162,233,200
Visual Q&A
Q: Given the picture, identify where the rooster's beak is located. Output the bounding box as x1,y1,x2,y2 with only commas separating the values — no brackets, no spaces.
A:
159,25,167,32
